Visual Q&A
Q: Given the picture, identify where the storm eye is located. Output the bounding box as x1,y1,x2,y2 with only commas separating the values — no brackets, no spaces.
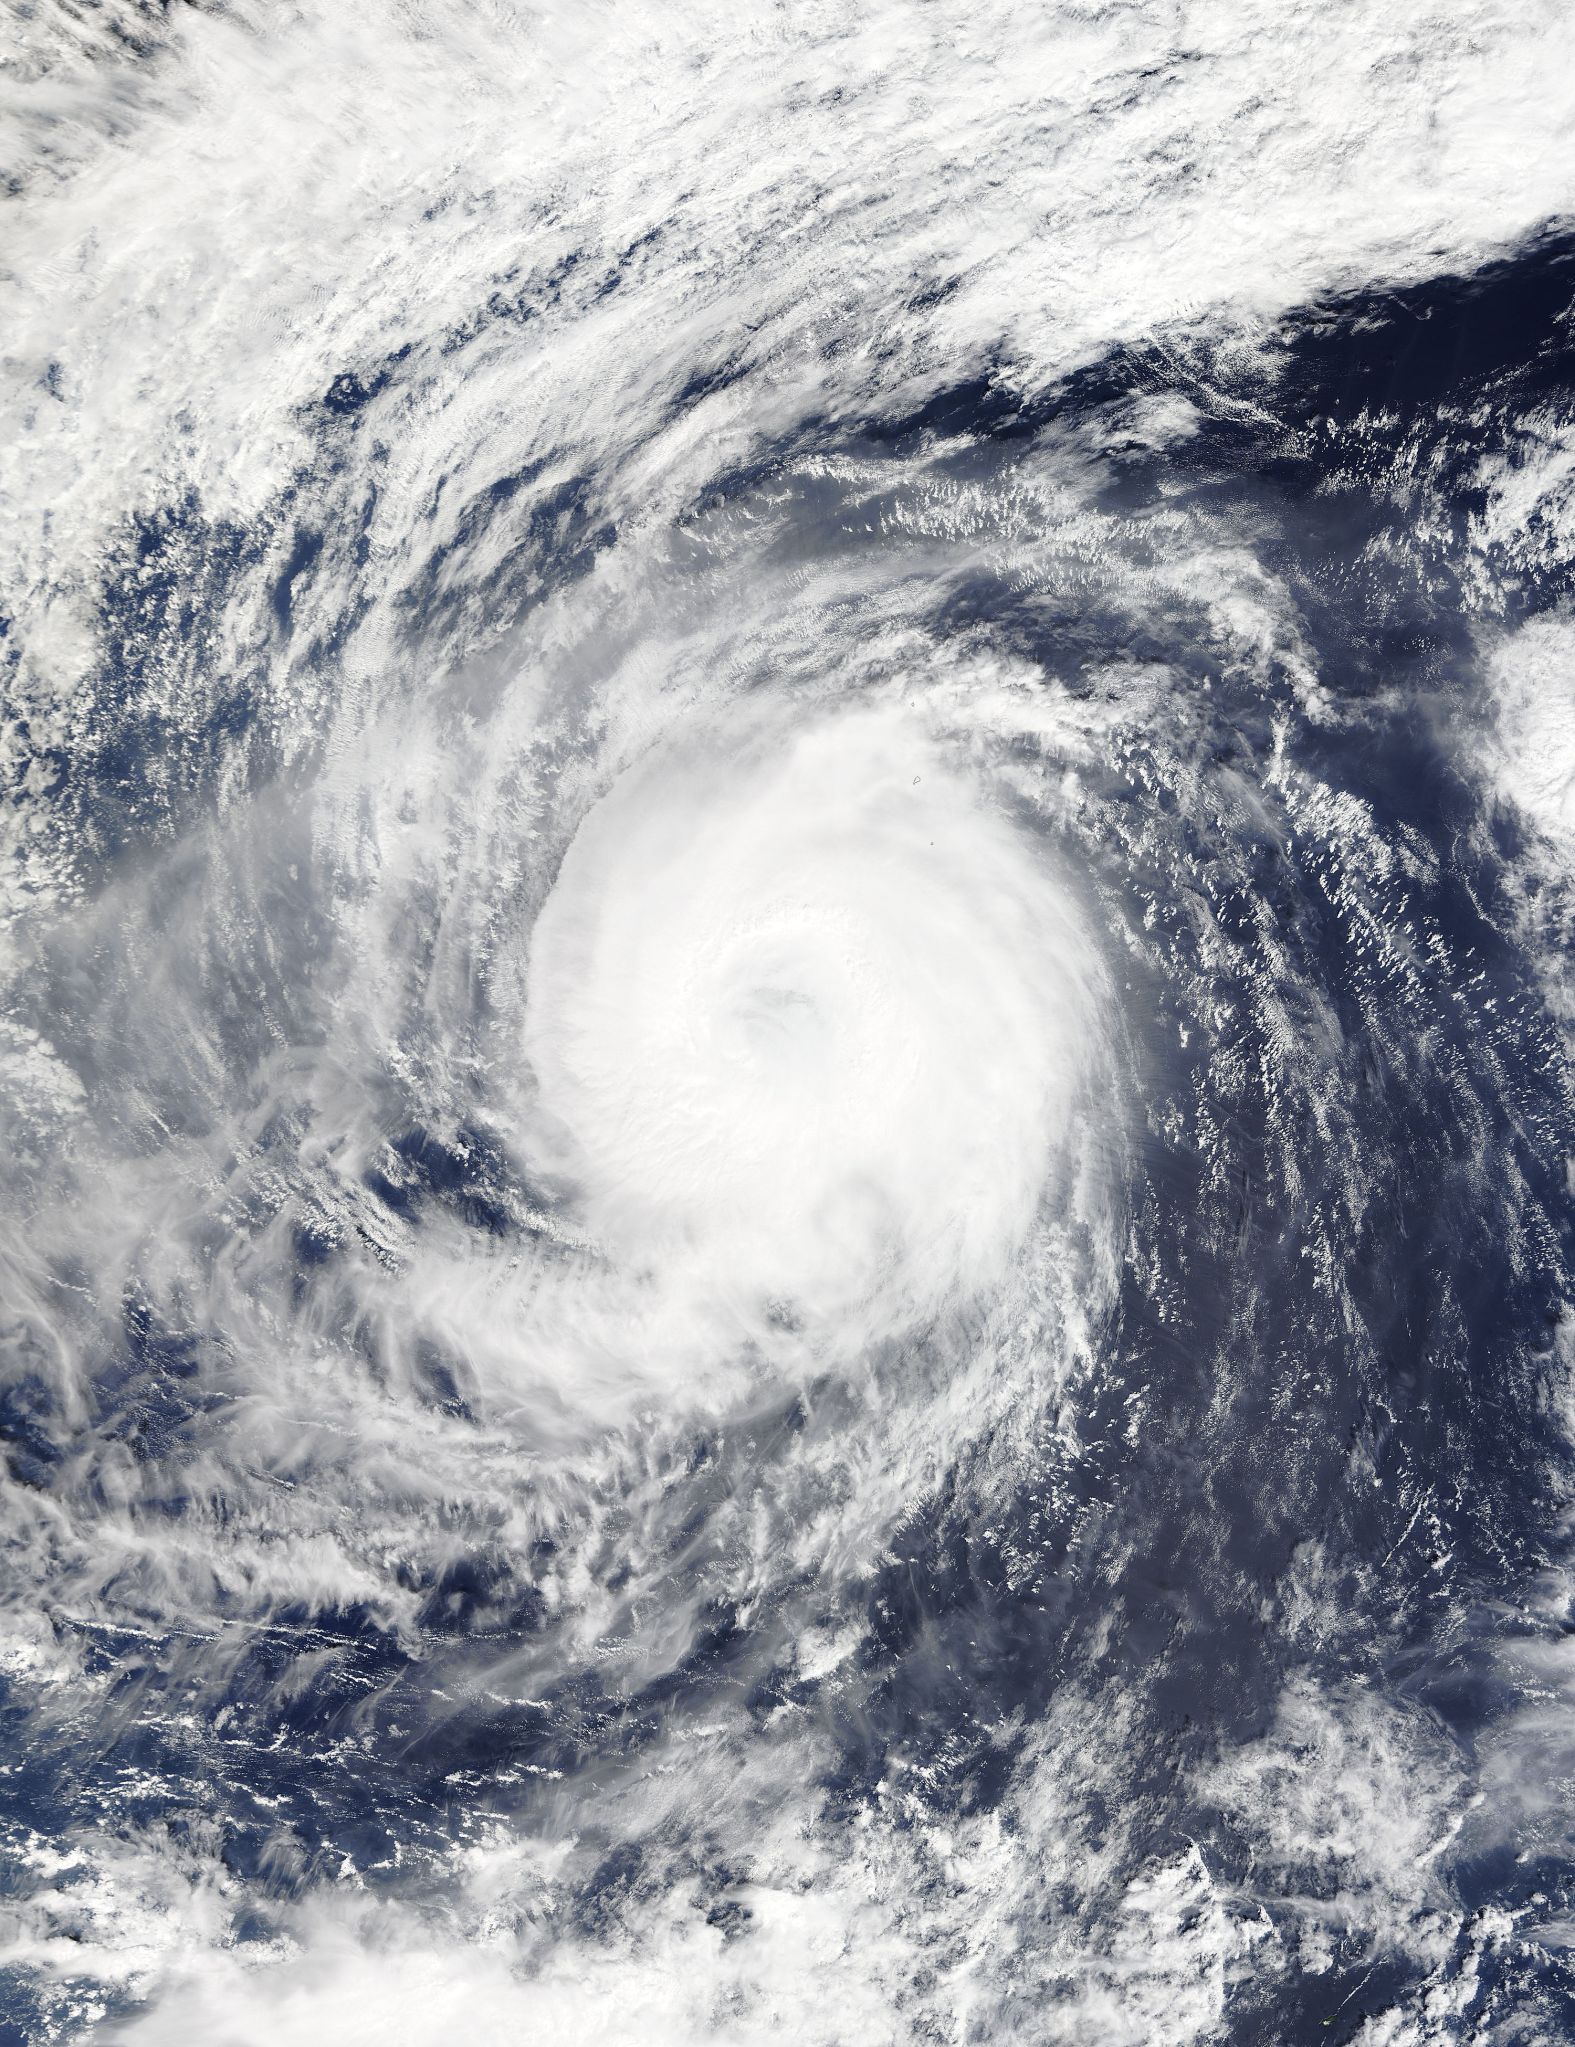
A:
719,979,825,1059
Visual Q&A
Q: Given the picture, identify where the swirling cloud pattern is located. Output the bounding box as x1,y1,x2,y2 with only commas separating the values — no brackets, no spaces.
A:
4,5,1575,2043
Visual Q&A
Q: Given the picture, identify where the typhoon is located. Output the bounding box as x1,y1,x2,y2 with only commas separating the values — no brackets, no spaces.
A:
4,4,1575,2043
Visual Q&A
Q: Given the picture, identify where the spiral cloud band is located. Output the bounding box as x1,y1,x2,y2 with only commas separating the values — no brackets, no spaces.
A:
6,4,1575,2044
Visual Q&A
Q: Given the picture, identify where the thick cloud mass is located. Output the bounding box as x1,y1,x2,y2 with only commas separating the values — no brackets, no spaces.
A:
4,5,1575,2045
523,703,1101,1352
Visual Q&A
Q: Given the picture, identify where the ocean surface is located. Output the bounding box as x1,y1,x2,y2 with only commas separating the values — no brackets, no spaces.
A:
5,7,1575,2042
